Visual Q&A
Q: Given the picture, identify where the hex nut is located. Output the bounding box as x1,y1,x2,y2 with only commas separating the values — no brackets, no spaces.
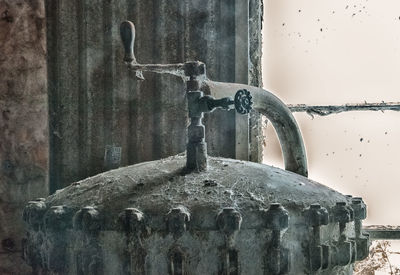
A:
166,206,190,238
118,208,144,233
23,199,47,230
332,202,351,224
304,204,329,227
351,198,367,220
44,205,73,231
265,203,289,231
216,207,242,235
73,206,101,232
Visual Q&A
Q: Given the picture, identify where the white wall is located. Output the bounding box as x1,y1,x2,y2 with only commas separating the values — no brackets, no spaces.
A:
263,0,400,225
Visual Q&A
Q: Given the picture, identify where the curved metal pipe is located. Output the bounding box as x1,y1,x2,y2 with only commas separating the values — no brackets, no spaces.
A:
120,21,307,176
201,80,308,177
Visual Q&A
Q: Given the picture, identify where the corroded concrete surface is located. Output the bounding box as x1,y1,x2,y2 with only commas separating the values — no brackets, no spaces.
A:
0,0,48,274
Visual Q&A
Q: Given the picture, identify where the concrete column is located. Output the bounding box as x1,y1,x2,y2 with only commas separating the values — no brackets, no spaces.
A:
0,0,48,273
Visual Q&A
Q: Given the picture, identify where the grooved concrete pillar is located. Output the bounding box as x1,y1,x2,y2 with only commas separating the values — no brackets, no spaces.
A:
0,0,48,274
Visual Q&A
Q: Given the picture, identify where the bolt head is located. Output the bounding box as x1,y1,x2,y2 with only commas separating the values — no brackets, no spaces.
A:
23,200,47,230
351,198,367,220
118,208,144,233
44,205,72,231
346,205,355,222
333,202,351,224
73,206,101,232
217,207,242,235
166,206,190,238
305,204,329,227
265,203,289,230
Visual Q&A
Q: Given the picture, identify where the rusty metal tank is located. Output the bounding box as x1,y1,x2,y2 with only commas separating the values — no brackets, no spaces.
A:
22,21,370,275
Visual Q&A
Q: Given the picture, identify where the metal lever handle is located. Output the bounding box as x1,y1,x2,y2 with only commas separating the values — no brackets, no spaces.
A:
120,21,136,63
120,20,184,79
198,90,253,114
120,21,145,79
205,97,234,111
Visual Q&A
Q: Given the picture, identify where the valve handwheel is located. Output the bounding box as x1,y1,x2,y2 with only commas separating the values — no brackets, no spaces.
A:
234,89,253,114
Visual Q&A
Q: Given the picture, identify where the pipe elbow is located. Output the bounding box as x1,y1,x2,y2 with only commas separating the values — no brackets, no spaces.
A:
202,80,308,177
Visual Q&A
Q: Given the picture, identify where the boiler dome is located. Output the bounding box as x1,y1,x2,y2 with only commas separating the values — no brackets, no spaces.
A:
22,154,369,275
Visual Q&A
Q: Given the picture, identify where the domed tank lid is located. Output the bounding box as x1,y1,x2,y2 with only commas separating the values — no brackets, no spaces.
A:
46,154,346,231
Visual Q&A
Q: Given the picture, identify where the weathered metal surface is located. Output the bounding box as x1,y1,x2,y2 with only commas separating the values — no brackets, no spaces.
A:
23,154,369,274
264,203,290,274
202,80,308,177
46,0,264,192
288,102,400,117
0,0,49,273
119,20,257,173
364,225,400,240
184,85,253,172
118,20,303,177
331,202,354,267
304,203,329,272
348,197,369,261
